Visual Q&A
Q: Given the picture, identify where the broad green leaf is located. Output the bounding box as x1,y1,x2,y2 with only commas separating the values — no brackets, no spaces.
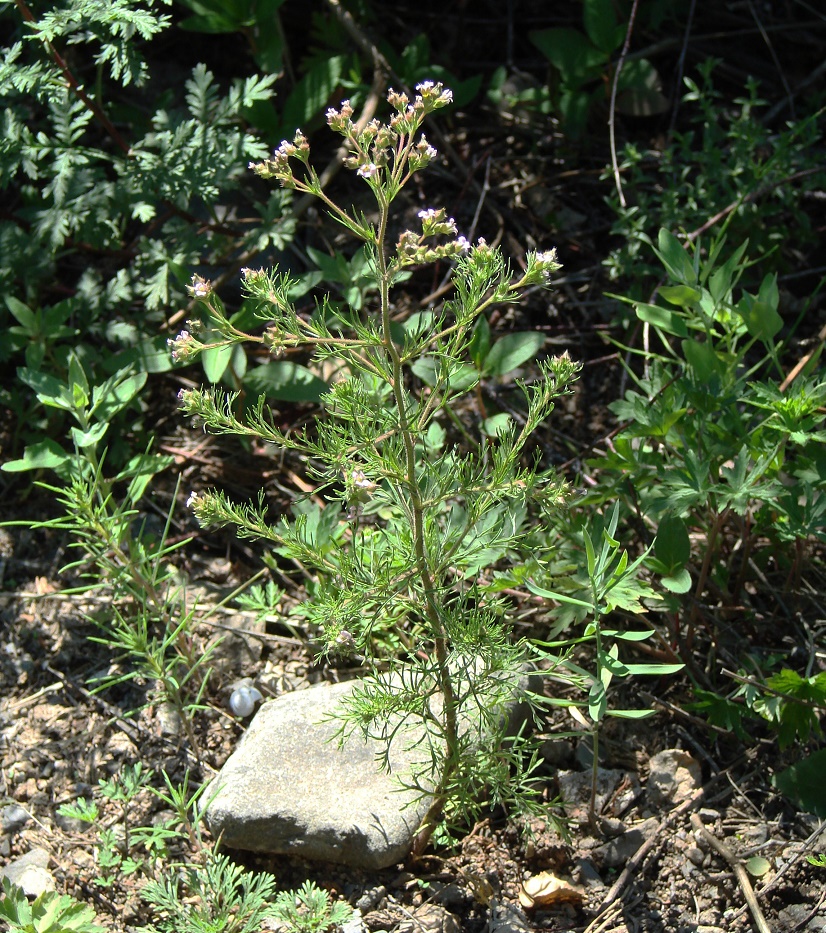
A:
202,343,233,384
526,581,593,609
737,275,783,344
655,514,690,568
588,681,607,722
482,413,513,437
108,336,175,374
615,59,669,116
411,357,477,391
661,568,692,593
244,362,327,402
70,422,109,450
93,371,147,421
178,12,239,32
529,28,606,84
659,284,702,307
5,295,36,330
623,662,685,676
469,315,491,368
484,332,545,377
17,368,71,409
656,228,696,285
635,302,689,337
1,439,70,472
681,338,724,383
746,856,771,877
599,648,628,677
583,0,622,53
280,55,345,134
606,708,657,719
773,748,826,817
602,629,655,642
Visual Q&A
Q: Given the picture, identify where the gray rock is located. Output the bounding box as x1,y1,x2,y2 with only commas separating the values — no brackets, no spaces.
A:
1,847,55,898
1,803,31,834
594,817,658,868
489,902,532,933
647,749,702,806
557,768,641,824
207,672,536,869
207,680,426,869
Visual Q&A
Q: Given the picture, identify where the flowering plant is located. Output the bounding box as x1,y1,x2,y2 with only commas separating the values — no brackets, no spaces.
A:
175,83,579,849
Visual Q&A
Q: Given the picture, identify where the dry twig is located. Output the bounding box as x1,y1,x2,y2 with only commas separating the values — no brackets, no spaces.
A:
690,812,772,933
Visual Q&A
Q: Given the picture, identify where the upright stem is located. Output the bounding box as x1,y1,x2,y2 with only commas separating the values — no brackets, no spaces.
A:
374,201,460,852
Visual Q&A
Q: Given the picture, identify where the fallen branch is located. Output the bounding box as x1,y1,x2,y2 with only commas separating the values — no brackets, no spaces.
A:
587,786,706,926
690,812,771,933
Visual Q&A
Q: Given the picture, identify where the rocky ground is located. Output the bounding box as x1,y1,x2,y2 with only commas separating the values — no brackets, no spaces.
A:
1,510,825,932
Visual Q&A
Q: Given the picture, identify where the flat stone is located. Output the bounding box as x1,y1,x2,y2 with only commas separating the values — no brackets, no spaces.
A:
1,847,55,898
207,672,536,869
207,680,429,869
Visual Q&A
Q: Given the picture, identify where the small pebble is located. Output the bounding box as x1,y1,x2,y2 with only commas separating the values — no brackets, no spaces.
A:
1,804,31,834
229,683,263,717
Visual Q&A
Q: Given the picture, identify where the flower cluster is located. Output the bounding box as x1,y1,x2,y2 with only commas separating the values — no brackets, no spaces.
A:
168,329,200,363
248,131,310,188
393,207,472,267
187,275,212,299
525,248,562,284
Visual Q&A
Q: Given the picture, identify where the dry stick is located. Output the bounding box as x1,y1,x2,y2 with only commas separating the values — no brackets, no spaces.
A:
607,0,640,210
730,820,826,924
780,320,826,392
689,813,772,933
667,0,698,136
586,786,707,926
746,0,795,118
683,167,824,244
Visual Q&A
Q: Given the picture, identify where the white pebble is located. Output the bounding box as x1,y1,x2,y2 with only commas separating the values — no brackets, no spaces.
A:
229,684,263,717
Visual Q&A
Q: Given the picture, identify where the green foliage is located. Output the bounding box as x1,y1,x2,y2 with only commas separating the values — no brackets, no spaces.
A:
142,852,281,933
528,503,682,823
0,353,215,759
270,881,353,933
590,229,826,606
0,879,105,933
773,749,826,819
529,0,667,137
584,229,825,754
606,61,826,294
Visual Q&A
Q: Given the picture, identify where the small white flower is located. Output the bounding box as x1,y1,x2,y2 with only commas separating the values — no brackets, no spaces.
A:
357,162,378,179
351,469,376,490
186,492,199,508
416,81,435,92
424,145,437,160
418,208,439,220
455,236,470,252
